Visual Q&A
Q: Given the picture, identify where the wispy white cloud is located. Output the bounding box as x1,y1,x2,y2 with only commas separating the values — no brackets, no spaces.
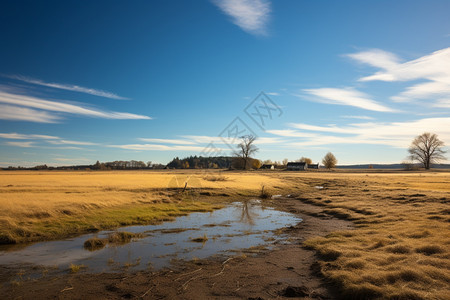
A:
289,123,354,134
253,137,284,144
265,129,316,138
348,47,450,103
110,134,279,152
0,133,59,140
341,115,375,120
109,144,221,152
0,90,151,122
179,135,280,145
433,98,450,108
8,75,129,100
180,135,226,144
0,104,61,123
53,157,91,162
47,146,88,150
281,117,450,148
138,138,197,145
0,132,97,149
5,141,35,148
391,80,450,102
266,92,279,96
212,0,271,35
47,140,98,146
347,49,401,71
301,88,395,112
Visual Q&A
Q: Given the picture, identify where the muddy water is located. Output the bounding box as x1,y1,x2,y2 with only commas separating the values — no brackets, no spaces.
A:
0,200,301,274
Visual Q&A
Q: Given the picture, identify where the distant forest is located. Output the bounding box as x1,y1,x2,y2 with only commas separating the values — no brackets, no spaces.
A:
2,157,449,171
166,156,233,169
2,156,235,170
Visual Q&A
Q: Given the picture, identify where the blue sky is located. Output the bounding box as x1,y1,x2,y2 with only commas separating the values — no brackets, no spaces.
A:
1,0,449,167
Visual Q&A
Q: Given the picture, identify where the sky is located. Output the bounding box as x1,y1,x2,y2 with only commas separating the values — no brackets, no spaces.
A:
0,0,449,167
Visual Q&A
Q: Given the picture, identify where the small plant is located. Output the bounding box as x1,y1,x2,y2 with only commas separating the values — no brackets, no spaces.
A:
108,231,142,244
69,263,85,273
259,185,271,199
203,175,228,182
191,234,208,243
83,237,107,251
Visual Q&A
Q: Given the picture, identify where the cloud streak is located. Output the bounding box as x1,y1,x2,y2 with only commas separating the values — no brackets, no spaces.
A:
0,131,98,148
5,141,35,148
109,144,220,152
138,138,197,145
9,75,129,100
212,0,271,35
0,90,151,123
0,133,59,140
269,117,450,148
302,88,395,112
0,104,61,123
347,47,450,103
47,140,98,146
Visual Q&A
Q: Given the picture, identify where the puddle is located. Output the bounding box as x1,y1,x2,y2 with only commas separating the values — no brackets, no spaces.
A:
0,201,301,275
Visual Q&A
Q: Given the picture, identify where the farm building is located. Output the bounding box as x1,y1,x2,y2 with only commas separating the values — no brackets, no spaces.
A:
287,162,319,170
261,164,275,170
287,162,307,170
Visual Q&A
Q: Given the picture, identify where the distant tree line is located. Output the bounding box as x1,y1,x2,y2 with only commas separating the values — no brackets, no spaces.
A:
2,160,166,171
166,156,233,169
4,132,445,172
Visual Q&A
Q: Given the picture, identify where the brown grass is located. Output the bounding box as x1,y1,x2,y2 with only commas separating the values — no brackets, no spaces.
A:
295,172,450,299
108,231,143,244
0,170,287,244
191,234,208,243
1,169,449,298
202,174,228,181
83,237,107,251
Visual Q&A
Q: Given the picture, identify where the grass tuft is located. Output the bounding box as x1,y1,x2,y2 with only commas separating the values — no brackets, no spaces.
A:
69,263,85,273
108,231,143,244
385,244,411,254
203,175,228,181
415,245,444,255
259,185,271,199
191,234,208,243
83,237,107,251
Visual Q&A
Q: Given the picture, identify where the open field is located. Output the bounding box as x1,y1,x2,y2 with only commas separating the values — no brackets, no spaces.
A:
0,170,289,244
1,170,449,299
286,172,450,299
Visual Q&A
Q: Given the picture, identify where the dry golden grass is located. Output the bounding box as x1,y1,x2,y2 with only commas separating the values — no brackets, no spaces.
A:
287,172,450,299
1,169,449,298
69,263,85,273
0,170,286,244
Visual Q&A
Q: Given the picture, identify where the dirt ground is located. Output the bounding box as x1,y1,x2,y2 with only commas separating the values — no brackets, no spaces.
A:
0,198,352,299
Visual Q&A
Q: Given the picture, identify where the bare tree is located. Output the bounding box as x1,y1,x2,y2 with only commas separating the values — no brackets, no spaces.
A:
408,132,446,169
322,152,337,169
234,135,259,170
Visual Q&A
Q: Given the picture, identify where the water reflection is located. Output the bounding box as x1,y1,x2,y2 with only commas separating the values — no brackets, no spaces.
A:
240,200,255,225
0,200,301,274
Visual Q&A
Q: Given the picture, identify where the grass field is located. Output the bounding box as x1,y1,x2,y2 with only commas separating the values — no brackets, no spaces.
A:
0,170,287,244
286,172,450,299
1,170,449,298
